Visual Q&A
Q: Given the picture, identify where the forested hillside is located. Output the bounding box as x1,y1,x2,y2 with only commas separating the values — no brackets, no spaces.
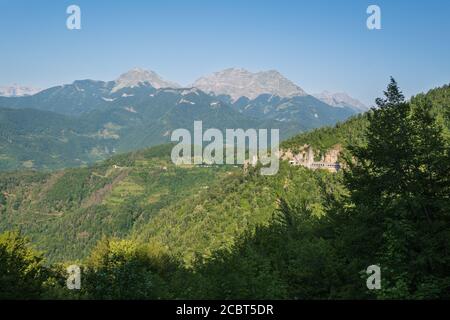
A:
282,84,449,154
0,144,238,262
0,81,449,299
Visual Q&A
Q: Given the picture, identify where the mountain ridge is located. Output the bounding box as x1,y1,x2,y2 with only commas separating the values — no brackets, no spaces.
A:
192,67,308,100
313,90,368,112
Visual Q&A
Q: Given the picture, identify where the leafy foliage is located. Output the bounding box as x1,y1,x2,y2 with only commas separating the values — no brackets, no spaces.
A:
0,231,49,299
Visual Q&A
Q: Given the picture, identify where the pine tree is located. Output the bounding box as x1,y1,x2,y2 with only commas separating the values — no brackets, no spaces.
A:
343,78,450,298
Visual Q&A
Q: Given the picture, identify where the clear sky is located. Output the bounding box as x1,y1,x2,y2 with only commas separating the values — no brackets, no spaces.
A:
0,0,449,105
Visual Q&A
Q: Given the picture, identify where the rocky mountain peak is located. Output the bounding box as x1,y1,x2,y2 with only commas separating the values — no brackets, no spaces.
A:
192,68,307,100
112,68,180,93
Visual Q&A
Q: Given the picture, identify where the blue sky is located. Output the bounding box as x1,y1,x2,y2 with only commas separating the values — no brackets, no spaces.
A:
0,0,449,105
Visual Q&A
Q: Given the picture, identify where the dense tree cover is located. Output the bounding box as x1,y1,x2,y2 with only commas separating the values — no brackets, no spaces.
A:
0,231,49,299
0,144,235,262
81,238,185,299
0,107,116,171
281,113,369,156
0,192,6,206
187,199,345,299
132,162,343,265
0,81,449,299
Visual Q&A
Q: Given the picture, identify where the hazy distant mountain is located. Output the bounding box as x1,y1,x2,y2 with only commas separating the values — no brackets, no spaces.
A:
193,68,307,101
112,68,180,92
0,80,116,116
0,84,41,97
313,91,368,112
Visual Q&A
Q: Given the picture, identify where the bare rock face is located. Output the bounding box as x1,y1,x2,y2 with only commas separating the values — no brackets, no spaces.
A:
280,144,342,173
323,145,342,163
112,68,180,92
192,68,307,101
281,149,294,161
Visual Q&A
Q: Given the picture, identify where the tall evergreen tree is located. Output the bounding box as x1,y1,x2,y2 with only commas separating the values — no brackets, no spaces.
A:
343,78,450,298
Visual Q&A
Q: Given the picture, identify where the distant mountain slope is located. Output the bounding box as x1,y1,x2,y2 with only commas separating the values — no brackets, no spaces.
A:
313,91,368,112
0,80,115,116
0,107,114,171
80,86,295,153
232,93,356,130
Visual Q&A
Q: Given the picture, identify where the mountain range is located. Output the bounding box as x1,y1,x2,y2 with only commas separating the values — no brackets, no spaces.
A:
0,84,41,97
0,68,366,171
